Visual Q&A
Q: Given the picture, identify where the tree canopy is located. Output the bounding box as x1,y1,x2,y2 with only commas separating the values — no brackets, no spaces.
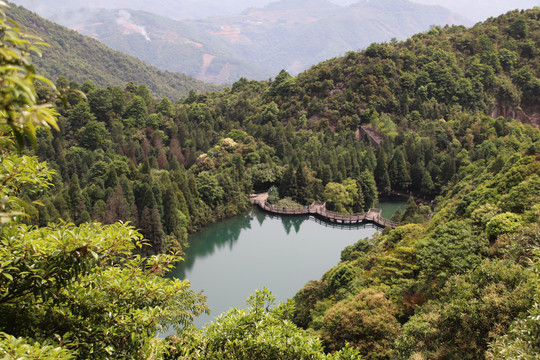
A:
1,4,539,359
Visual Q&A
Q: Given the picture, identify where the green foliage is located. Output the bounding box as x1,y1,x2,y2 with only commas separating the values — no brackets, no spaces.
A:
389,148,411,190
374,151,391,195
252,164,278,191
487,302,540,360
227,129,248,143
341,238,372,262
196,172,224,207
0,12,207,358
324,182,352,213
487,250,540,359
325,262,356,293
0,4,58,149
486,212,523,239
499,174,540,213
2,4,540,358
508,16,529,39
272,197,303,209
291,280,328,329
399,197,430,224
171,288,359,360
267,185,279,204
359,170,378,211
293,142,538,358
321,289,401,359
77,120,108,150
0,222,208,358
261,102,279,125
396,259,533,360
0,154,54,223
417,220,488,283
0,332,74,359
125,95,148,126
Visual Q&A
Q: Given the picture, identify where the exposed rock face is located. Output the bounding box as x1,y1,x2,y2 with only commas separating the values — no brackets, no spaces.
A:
357,126,383,148
491,102,540,128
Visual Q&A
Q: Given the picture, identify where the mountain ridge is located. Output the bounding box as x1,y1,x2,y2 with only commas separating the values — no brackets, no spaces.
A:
5,3,222,100
34,0,468,83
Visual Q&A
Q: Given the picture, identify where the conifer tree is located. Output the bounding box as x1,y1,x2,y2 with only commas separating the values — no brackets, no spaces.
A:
68,101,95,130
359,170,378,211
440,155,456,183
375,150,391,195
105,185,129,223
296,164,311,204
110,85,126,115
353,181,365,213
420,168,435,196
68,173,86,221
389,148,411,190
279,165,297,199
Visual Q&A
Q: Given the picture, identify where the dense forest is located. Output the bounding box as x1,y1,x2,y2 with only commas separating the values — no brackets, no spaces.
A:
1,3,539,360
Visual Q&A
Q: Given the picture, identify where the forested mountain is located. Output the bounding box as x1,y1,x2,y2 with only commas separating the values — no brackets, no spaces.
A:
1,4,539,360
47,7,272,83
14,0,468,83
4,3,222,100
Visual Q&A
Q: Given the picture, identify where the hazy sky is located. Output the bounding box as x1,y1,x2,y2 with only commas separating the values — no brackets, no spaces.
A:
211,0,540,22
244,0,540,22
12,0,540,22
410,0,539,22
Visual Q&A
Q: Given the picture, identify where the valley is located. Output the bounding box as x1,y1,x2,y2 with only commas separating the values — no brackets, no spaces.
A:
0,2,539,359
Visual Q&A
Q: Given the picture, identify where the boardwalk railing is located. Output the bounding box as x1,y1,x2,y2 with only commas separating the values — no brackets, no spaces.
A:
251,197,399,229
261,201,309,215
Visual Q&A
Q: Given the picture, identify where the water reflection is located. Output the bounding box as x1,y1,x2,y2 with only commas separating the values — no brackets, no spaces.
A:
171,211,255,278
254,208,266,226
168,207,383,328
264,213,310,235
309,216,381,230
281,215,308,234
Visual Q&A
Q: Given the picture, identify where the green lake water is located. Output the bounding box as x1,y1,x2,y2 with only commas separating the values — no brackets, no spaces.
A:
377,198,408,219
168,202,405,328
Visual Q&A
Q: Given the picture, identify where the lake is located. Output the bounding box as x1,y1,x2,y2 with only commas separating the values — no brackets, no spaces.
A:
167,200,406,328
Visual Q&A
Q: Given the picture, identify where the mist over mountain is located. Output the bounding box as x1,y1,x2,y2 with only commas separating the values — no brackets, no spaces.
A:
14,0,468,83
13,0,539,23
4,4,221,99
11,0,273,20
46,7,271,84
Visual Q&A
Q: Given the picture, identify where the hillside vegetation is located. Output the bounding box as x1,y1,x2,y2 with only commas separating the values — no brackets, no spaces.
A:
1,5,539,360
5,3,221,100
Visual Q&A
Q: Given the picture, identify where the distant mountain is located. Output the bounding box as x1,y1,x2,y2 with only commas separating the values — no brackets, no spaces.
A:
46,8,272,84
12,0,539,24
186,0,469,76
5,4,221,100
16,0,468,83
260,0,339,11
10,0,273,20
411,0,540,23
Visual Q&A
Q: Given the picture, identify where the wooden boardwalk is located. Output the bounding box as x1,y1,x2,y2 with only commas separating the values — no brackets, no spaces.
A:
249,193,399,229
